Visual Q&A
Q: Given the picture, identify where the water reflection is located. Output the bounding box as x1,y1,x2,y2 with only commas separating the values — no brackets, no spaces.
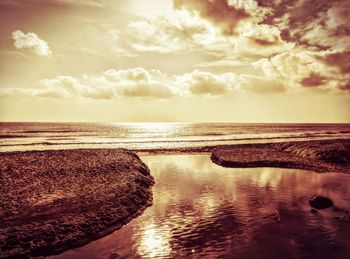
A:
137,223,171,258
51,155,350,259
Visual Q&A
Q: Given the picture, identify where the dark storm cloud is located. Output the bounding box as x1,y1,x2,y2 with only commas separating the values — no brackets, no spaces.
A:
173,0,250,35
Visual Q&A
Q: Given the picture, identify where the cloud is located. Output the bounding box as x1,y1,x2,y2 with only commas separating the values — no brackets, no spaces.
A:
1,64,348,102
253,51,327,83
103,68,153,82
234,23,294,57
2,68,174,100
0,68,175,100
338,80,350,91
321,51,350,74
115,10,217,55
326,0,350,34
238,75,286,94
112,8,292,61
300,73,328,87
12,30,52,56
176,70,236,95
0,88,38,98
244,24,282,46
39,76,88,98
253,50,350,92
103,68,174,98
173,0,250,35
258,0,350,51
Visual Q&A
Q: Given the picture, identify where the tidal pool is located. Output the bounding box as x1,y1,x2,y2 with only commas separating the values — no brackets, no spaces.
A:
51,154,350,259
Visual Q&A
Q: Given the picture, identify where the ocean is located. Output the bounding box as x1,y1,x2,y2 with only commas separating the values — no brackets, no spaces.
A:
1,122,350,152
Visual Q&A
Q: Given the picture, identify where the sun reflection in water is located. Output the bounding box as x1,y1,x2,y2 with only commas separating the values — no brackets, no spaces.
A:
197,194,219,217
137,223,172,258
255,168,282,188
111,122,184,137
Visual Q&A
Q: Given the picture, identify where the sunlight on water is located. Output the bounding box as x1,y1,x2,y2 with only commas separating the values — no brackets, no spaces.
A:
1,122,350,152
137,223,172,258
110,122,184,136
51,154,350,259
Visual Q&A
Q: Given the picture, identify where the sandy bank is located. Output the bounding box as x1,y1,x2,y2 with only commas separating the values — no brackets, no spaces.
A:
0,149,154,258
211,139,350,173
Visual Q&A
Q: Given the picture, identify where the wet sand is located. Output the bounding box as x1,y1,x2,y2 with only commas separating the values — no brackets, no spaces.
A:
211,139,350,173
0,149,154,258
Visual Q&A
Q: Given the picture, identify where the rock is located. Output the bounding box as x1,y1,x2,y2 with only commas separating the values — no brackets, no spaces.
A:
110,252,120,259
309,196,334,210
310,209,319,214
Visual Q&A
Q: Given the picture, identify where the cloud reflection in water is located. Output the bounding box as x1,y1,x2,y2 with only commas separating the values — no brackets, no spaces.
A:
51,154,350,259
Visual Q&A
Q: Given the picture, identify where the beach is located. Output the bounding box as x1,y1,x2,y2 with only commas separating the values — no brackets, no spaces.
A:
0,149,154,258
2,0,350,256
1,124,350,258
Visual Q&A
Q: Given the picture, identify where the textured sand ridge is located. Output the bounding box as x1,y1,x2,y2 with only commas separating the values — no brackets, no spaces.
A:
0,149,154,258
211,139,350,173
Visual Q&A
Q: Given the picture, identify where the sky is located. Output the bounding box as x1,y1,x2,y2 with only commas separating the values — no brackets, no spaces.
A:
0,0,349,123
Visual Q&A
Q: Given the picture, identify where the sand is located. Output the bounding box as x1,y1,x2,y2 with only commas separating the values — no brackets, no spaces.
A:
211,139,350,173
0,149,154,258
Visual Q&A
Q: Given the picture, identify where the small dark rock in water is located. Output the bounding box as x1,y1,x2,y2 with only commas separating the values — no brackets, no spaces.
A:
110,252,119,259
110,251,125,259
309,196,333,209
310,209,319,214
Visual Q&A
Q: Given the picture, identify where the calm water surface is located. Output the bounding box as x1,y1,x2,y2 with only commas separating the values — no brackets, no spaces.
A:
51,155,350,259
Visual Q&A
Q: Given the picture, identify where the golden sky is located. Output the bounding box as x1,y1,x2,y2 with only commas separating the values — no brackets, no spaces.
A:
0,0,349,122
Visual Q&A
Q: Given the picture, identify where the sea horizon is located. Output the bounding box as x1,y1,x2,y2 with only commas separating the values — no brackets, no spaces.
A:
1,122,350,152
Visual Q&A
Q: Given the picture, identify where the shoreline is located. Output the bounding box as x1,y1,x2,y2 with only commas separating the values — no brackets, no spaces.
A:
0,149,154,258
2,137,350,155
1,138,349,258
2,136,350,154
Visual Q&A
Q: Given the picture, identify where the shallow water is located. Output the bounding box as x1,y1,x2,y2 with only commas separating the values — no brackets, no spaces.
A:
51,155,350,259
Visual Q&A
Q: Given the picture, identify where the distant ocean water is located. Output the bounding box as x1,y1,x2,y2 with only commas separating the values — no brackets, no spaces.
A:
1,122,350,152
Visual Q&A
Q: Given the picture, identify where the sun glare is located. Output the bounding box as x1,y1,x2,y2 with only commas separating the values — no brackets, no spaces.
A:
137,225,172,257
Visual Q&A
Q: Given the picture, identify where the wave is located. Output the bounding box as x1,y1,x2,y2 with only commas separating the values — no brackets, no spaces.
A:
19,130,78,134
1,134,349,148
339,130,350,134
0,135,36,139
1,122,349,152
